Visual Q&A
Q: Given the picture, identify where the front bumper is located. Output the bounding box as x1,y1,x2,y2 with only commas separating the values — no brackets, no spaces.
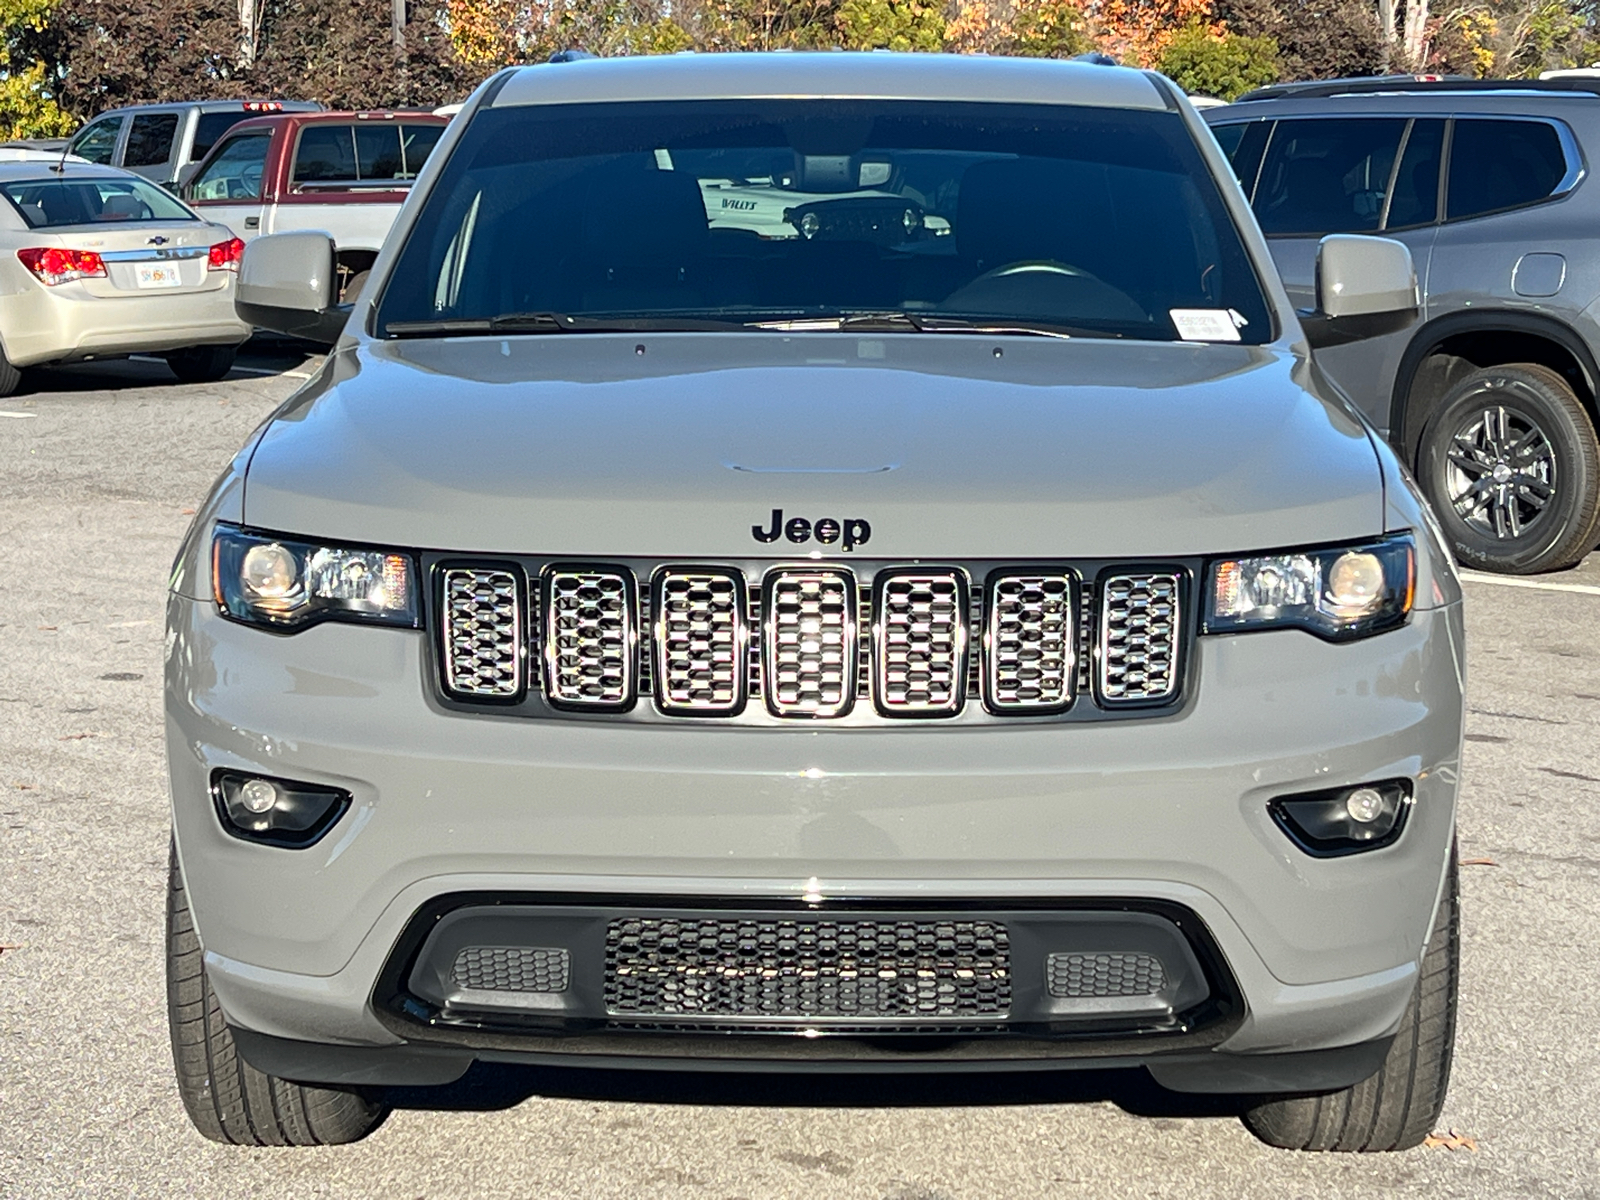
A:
166,591,1464,1078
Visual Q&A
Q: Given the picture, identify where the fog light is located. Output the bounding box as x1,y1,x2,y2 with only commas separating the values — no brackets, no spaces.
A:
1270,779,1412,857
211,770,351,849
239,778,278,813
1344,787,1384,823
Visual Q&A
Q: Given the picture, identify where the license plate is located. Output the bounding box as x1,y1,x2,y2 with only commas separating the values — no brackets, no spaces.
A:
135,264,183,289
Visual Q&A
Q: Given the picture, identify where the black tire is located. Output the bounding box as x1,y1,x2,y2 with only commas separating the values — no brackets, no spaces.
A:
1241,843,1459,1152
1417,363,1600,574
164,345,238,384
0,344,20,397
166,842,389,1146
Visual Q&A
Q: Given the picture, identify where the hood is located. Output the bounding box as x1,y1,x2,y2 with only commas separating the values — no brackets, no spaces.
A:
243,334,1382,559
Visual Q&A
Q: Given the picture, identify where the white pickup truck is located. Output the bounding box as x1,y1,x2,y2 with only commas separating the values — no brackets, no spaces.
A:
183,110,448,301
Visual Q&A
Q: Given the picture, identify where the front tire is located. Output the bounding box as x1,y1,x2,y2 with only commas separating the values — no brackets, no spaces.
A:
1417,364,1600,573
1241,843,1459,1152
166,842,389,1145
164,345,237,385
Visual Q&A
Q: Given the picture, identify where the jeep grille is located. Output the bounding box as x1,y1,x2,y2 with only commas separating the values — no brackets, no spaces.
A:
436,562,1187,723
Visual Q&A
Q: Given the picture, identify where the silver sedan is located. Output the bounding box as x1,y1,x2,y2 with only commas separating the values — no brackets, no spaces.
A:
0,160,251,395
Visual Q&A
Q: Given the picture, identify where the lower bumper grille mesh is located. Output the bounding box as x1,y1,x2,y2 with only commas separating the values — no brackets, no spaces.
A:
605,917,1011,1021
451,946,571,994
1047,952,1166,998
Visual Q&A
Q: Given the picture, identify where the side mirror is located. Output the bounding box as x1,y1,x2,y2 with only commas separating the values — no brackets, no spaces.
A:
1301,234,1418,350
236,231,347,345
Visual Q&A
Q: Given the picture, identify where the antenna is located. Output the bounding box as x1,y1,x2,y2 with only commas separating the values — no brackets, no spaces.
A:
53,132,71,175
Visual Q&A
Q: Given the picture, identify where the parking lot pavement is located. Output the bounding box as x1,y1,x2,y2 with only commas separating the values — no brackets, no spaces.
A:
2,358,1599,1199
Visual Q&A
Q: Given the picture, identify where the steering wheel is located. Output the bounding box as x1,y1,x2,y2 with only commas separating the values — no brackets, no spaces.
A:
238,163,264,197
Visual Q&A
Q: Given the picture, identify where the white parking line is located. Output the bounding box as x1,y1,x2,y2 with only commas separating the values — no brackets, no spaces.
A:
1458,569,1600,596
0,411,36,418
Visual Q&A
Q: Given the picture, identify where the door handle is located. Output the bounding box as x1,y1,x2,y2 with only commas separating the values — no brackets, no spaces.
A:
244,216,259,229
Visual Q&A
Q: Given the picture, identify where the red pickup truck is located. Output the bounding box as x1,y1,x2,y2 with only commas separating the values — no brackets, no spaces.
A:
183,110,448,301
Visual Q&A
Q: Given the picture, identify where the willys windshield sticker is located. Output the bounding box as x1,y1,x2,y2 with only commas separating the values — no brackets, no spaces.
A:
1170,309,1245,343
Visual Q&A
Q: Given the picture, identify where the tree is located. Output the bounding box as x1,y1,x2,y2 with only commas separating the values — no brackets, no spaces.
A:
1156,20,1278,97
0,0,70,136
1217,0,1385,78
836,0,944,49
1092,0,1222,67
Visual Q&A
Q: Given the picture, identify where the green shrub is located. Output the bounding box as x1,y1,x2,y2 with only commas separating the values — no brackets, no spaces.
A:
1156,22,1279,101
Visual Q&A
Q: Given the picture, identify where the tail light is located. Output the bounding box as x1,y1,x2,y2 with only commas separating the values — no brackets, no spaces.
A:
18,247,107,286
208,237,245,272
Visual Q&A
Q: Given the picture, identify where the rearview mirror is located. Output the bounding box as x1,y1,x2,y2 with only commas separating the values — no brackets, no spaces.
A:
236,231,347,345
1300,234,1418,350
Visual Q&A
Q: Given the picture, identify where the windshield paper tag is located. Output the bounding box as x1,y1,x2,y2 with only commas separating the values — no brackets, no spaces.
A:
1170,309,1243,343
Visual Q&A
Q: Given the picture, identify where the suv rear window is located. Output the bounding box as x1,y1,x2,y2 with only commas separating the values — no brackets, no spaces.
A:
376,100,1273,345
192,111,252,161
293,122,443,186
125,113,179,167
1447,119,1569,220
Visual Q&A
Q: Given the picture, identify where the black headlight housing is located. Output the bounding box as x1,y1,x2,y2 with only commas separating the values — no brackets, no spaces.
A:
1203,533,1415,642
212,524,420,632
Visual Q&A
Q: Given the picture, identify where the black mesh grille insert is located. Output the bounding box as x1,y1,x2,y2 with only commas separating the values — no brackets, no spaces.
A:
451,946,571,994
1046,951,1166,998
605,917,1011,1021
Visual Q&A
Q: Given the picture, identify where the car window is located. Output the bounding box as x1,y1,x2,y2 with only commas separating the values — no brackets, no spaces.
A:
0,176,196,226
294,125,357,183
401,124,444,176
354,126,403,180
1211,121,1270,195
1384,119,1444,228
1447,119,1569,221
124,113,180,168
69,117,123,165
376,100,1274,345
192,111,251,161
190,134,270,201
1253,118,1407,236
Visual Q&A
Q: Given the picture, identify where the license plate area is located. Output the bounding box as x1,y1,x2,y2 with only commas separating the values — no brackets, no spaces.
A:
135,263,184,289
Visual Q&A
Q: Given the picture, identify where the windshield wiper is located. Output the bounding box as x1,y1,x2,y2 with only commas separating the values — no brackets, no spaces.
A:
747,312,1086,339
382,312,749,338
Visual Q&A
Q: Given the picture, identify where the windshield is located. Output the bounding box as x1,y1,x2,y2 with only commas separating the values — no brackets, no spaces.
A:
375,100,1273,344
1,175,198,227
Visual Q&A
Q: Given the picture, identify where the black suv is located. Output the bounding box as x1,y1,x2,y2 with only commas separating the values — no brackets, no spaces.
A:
1206,78,1600,573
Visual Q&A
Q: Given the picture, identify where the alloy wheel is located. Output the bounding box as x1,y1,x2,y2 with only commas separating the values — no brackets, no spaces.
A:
1443,403,1557,541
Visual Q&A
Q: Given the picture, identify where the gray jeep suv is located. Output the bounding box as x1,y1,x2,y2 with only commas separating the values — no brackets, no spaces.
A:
165,54,1465,1153
1207,78,1600,574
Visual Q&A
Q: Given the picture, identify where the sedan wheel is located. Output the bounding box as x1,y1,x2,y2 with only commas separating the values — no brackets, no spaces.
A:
1419,363,1600,574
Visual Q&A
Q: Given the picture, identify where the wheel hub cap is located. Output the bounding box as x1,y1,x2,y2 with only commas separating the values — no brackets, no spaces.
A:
1443,404,1557,541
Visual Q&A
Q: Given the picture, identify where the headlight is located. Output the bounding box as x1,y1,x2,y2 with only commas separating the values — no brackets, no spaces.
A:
212,525,419,631
1203,534,1414,641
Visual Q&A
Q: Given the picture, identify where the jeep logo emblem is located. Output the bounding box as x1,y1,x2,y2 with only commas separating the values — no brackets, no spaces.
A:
752,509,871,551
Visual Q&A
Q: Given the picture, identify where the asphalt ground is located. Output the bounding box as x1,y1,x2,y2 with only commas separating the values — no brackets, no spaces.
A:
2,350,1599,1198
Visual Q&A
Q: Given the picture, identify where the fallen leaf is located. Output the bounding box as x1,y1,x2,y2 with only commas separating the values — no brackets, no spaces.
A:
180,508,195,515
36,625,56,631
1461,857,1498,867
1423,1129,1479,1151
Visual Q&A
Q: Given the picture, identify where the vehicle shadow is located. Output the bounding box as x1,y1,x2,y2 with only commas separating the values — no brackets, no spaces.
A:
384,1061,1251,1122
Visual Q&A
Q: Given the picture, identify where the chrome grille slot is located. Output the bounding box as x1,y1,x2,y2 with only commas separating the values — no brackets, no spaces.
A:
441,568,522,698
763,569,857,718
1098,572,1181,704
543,568,635,708
874,571,967,716
985,573,1074,711
653,570,746,715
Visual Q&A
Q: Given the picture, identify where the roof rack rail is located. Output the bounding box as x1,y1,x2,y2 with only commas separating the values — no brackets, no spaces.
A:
1235,74,1600,102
